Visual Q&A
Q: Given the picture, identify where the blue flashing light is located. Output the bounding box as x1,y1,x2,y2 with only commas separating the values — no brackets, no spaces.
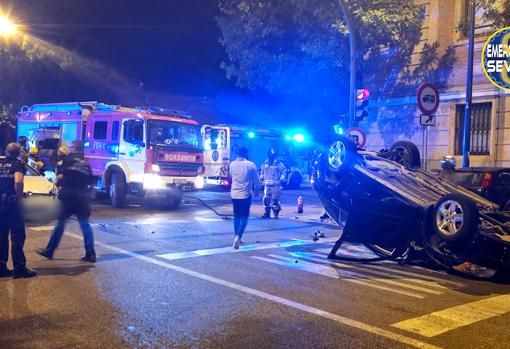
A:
248,131,255,139
84,141,90,148
293,133,306,143
333,124,344,135
285,135,292,141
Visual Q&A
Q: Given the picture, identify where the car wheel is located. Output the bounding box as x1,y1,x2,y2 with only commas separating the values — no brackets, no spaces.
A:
433,193,479,243
325,136,358,173
389,141,421,170
110,172,127,208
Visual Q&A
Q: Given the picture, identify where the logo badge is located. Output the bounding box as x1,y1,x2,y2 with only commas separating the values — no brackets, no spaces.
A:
482,27,510,90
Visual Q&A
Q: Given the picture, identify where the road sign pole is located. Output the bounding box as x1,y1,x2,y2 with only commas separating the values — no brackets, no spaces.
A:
462,0,476,168
338,0,356,128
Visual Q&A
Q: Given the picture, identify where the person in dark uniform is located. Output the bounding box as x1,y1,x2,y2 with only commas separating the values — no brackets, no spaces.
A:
0,143,37,278
37,145,96,262
17,136,29,162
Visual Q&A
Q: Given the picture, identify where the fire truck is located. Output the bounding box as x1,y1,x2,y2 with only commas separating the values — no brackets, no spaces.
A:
17,102,204,208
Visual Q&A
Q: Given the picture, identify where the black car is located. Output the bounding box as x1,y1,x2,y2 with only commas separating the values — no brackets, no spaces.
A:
446,167,510,210
313,137,510,279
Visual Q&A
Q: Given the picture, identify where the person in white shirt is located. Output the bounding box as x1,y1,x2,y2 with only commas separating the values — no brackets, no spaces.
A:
229,147,259,249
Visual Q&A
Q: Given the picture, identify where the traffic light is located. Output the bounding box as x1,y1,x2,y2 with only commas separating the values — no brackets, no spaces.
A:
354,88,370,126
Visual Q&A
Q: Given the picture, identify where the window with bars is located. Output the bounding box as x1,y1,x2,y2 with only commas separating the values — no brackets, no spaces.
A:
455,103,492,156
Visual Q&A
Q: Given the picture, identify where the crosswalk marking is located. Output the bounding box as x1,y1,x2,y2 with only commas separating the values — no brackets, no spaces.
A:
392,294,510,337
252,256,425,299
195,217,225,222
157,237,340,261
312,250,465,287
29,225,53,231
124,219,190,225
289,252,449,290
266,254,443,295
252,251,467,299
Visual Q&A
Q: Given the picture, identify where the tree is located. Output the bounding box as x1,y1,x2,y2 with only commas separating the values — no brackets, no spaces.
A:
216,0,457,136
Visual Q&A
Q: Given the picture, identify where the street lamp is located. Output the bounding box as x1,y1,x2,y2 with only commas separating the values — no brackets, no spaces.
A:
0,16,16,36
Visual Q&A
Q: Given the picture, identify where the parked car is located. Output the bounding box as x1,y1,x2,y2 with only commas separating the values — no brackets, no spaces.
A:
313,137,510,279
446,167,510,211
0,156,60,222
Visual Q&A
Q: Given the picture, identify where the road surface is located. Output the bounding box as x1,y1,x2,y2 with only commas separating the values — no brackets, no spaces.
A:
2,187,510,348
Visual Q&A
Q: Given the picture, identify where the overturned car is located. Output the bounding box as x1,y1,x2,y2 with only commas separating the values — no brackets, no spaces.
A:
313,137,510,279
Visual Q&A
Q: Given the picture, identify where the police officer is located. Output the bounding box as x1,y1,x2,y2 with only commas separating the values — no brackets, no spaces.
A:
37,144,96,262
56,145,69,174
260,147,287,219
17,136,29,162
0,143,37,278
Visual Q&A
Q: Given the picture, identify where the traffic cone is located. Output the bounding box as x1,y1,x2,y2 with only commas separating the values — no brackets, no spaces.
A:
297,196,304,214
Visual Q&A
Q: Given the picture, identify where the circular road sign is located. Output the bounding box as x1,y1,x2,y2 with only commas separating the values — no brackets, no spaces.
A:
345,127,367,149
417,83,440,115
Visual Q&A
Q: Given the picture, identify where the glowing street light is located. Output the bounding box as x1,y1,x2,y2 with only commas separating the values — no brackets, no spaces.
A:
0,16,16,36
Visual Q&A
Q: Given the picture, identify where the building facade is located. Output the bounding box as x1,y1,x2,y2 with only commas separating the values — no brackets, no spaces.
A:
364,0,510,169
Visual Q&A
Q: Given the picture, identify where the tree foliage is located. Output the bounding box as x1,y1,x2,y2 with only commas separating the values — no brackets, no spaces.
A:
217,0,425,98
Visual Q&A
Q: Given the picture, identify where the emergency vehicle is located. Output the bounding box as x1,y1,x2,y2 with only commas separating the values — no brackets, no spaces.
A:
201,124,310,189
17,102,204,208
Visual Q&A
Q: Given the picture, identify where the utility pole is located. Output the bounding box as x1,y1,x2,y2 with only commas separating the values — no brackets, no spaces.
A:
462,0,476,168
337,0,356,128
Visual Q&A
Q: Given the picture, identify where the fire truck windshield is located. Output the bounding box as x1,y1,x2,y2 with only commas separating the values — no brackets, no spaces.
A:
148,120,201,150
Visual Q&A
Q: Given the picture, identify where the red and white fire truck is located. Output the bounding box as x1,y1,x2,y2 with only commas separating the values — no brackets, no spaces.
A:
17,102,204,208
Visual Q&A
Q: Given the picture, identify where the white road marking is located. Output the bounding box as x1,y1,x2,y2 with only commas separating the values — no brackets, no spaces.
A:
252,255,425,299
312,251,465,287
157,237,339,261
392,294,510,337
29,225,54,231
66,232,441,349
194,217,225,222
289,252,449,290
124,219,190,225
260,254,443,297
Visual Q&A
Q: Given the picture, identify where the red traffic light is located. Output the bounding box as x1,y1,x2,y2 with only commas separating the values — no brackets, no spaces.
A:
356,88,370,101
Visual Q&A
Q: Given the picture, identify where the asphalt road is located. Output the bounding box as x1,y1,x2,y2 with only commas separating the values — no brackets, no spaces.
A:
2,186,510,349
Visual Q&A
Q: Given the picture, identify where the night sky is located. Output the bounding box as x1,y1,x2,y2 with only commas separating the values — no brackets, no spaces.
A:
4,0,339,133
8,0,230,96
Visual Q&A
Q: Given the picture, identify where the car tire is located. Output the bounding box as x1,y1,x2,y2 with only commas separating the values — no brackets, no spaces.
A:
389,141,421,170
432,193,479,243
323,136,358,174
110,172,127,208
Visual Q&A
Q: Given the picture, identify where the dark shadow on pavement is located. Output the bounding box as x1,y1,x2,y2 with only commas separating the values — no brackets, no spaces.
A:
35,264,95,277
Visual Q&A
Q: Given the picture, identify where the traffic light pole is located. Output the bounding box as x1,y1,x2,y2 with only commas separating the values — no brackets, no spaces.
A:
338,0,356,128
462,0,476,168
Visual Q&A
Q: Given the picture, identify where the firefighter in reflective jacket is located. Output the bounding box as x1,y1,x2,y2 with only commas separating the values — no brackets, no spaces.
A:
260,147,287,219
27,147,45,172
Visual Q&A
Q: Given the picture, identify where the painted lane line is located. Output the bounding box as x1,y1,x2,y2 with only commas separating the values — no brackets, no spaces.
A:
194,217,225,222
65,233,440,349
29,225,54,231
252,256,425,299
124,220,190,225
266,254,442,296
157,237,340,261
311,251,465,287
290,252,449,291
392,294,510,337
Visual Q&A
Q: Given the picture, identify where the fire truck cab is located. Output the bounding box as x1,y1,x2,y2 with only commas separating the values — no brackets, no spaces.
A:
18,102,204,209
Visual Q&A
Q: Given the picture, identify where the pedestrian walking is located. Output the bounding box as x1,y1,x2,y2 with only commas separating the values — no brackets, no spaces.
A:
260,147,287,219
37,145,96,262
229,147,259,249
0,143,37,278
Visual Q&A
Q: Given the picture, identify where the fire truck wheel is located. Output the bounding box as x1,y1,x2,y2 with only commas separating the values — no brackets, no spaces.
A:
166,189,183,210
110,172,127,208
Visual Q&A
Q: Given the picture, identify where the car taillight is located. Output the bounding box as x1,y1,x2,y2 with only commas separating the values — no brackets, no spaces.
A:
481,172,493,190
